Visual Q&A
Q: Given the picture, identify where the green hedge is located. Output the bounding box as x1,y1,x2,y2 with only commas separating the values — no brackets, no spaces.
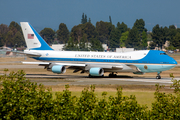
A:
0,70,180,119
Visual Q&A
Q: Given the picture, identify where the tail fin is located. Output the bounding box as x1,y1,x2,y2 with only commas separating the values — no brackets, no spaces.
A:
20,22,53,50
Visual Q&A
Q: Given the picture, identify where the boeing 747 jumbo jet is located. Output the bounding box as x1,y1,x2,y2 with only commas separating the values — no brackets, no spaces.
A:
20,22,177,79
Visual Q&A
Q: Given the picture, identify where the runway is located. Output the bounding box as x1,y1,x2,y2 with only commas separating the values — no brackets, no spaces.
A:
26,74,179,86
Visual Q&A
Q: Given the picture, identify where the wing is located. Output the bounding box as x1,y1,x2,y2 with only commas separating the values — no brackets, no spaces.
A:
22,61,135,74
22,61,86,67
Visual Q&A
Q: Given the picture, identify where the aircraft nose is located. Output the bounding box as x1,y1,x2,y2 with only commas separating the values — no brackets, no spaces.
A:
172,58,177,65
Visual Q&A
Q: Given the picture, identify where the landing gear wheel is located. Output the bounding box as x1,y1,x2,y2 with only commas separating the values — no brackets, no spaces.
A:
89,74,92,78
109,74,112,77
156,75,161,79
156,72,162,79
109,72,117,77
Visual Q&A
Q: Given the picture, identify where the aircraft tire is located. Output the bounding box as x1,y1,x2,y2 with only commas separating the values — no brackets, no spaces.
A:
156,76,161,79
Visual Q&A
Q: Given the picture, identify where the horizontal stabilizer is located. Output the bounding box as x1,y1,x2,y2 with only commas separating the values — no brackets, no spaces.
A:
13,51,41,57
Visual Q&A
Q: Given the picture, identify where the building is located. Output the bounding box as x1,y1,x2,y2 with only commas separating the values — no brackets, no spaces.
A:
51,44,65,51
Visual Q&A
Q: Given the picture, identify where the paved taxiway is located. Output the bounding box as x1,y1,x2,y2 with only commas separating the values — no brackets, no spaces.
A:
26,74,179,86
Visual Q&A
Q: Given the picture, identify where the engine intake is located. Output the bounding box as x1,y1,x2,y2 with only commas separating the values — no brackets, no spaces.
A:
52,65,66,74
89,68,104,76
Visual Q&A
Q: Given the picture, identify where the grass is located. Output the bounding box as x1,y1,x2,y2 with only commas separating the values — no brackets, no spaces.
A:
49,84,173,110
51,90,155,110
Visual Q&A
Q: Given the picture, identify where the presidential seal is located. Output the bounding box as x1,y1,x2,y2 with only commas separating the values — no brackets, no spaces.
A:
144,65,148,69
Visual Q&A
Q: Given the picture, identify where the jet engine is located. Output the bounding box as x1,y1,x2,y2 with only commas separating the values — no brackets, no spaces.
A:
89,67,104,76
52,65,66,74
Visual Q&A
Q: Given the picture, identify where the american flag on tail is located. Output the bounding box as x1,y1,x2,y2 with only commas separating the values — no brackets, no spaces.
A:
28,34,34,39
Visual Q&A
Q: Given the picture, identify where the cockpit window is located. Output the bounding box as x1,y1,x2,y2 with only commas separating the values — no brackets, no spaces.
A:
160,53,167,55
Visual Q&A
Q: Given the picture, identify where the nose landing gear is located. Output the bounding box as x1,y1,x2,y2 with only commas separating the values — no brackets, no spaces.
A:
156,72,161,79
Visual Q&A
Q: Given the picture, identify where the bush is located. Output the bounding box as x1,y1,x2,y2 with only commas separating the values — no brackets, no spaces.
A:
150,76,180,119
0,70,180,119
0,70,53,119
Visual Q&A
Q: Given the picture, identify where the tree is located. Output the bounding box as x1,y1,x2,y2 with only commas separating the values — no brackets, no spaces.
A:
63,37,78,51
70,22,97,43
177,28,180,33
3,21,25,48
117,22,128,34
88,18,91,23
0,24,9,47
81,13,87,24
109,16,112,24
90,37,104,51
149,42,156,49
85,15,87,23
126,27,141,49
133,19,147,33
119,31,129,48
171,32,180,49
141,31,148,49
40,28,55,45
56,23,69,44
109,28,119,49
9,21,21,32
96,21,114,45
79,35,89,51
70,25,82,43
116,22,128,46
83,22,97,41
13,31,25,47
151,25,167,49
5,30,14,47
168,25,177,46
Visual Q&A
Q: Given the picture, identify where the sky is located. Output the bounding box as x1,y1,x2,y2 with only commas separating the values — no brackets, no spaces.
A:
1,0,180,32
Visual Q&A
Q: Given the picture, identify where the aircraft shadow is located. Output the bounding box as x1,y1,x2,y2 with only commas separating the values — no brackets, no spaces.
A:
87,75,133,78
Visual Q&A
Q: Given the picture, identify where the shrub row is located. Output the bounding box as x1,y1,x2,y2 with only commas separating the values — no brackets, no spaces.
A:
0,70,180,119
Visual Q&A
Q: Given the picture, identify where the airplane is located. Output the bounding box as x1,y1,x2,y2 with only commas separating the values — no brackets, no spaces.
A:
20,22,177,79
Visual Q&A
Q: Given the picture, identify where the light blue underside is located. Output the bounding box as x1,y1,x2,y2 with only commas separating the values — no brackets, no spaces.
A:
134,64,176,73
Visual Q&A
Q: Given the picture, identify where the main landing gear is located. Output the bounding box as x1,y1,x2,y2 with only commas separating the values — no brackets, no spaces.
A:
156,72,161,79
109,72,117,77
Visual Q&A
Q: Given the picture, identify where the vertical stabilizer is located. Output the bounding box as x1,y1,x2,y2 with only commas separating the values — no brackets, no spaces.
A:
20,22,53,50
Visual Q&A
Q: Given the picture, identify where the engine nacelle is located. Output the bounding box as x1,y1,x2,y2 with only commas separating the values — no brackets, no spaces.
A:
52,65,66,74
89,68,104,76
